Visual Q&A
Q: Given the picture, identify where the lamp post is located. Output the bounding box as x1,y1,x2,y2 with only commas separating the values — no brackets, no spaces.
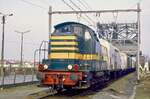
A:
0,12,13,86
15,30,30,67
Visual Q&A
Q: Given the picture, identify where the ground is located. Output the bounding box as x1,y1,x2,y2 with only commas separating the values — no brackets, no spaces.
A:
0,84,48,99
0,73,150,99
78,73,136,99
134,74,150,99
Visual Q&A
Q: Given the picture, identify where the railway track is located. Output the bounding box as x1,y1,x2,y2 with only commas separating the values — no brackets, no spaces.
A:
27,87,58,99
27,74,130,99
27,82,107,99
29,82,110,99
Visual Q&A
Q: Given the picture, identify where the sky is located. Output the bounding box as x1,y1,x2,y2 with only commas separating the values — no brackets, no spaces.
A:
0,0,150,62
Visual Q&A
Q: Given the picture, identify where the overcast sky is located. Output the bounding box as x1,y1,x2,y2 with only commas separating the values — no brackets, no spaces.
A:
0,0,150,61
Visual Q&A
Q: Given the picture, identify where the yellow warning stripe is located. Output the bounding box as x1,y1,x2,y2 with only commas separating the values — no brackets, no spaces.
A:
51,47,78,51
49,53,80,60
82,54,99,60
51,41,78,46
48,53,106,61
50,35,77,40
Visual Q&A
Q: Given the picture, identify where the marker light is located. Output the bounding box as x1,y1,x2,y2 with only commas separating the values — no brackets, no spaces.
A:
73,64,79,71
68,64,73,70
43,64,48,70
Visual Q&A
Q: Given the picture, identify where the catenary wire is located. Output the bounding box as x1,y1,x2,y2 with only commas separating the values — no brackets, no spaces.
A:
69,0,95,25
20,0,47,9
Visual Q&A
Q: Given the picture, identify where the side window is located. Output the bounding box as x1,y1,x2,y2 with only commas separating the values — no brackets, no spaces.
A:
85,31,91,40
74,26,83,37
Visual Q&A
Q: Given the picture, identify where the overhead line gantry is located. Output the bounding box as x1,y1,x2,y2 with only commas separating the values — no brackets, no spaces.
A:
48,3,141,81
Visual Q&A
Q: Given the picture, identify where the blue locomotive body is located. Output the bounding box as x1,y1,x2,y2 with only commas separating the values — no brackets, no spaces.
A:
37,22,135,90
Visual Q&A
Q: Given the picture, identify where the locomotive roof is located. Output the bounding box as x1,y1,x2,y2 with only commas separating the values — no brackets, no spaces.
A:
54,21,95,32
54,21,99,41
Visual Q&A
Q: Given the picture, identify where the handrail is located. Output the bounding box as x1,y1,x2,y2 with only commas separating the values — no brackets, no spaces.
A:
38,41,49,64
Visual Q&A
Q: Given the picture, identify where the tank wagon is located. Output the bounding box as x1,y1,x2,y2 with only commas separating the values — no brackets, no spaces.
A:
37,22,135,90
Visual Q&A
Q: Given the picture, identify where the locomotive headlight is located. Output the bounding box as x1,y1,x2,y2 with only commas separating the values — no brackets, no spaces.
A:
43,64,48,70
68,64,73,70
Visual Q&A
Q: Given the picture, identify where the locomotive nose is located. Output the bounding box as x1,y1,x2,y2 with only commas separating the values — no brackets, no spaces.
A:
47,35,79,70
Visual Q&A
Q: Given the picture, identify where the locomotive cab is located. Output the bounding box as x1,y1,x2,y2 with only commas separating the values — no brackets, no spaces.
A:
44,22,97,71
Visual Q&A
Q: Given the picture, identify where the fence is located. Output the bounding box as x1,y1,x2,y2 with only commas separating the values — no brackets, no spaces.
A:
0,41,48,87
0,63,38,87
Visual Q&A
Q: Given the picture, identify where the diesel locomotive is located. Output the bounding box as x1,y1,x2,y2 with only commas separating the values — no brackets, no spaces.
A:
37,22,135,90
